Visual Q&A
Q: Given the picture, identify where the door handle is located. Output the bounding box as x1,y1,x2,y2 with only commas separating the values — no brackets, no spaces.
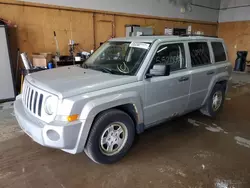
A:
207,71,215,75
178,76,189,82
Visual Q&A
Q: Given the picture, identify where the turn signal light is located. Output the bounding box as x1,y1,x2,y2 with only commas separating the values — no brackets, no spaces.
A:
67,114,79,122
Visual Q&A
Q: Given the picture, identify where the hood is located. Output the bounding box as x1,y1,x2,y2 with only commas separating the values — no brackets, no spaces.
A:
26,66,138,98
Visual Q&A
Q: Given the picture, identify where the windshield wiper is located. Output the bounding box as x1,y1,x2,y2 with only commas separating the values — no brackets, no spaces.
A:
81,62,88,69
87,65,115,74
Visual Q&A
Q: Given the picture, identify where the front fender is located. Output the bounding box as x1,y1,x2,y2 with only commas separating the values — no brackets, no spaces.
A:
75,91,143,153
202,72,230,106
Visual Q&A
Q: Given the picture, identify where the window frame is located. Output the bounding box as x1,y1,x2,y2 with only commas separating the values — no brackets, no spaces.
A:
188,41,212,67
146,42,187,75
210,41,227,63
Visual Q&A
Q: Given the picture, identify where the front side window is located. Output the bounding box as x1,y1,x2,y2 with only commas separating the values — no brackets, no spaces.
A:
211,42,226,62
149,43,186,72
189,42,211,67
84,41,150,75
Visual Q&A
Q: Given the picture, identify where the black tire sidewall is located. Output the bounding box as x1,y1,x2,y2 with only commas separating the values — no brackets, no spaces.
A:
86,109,135,164
207,84,225,117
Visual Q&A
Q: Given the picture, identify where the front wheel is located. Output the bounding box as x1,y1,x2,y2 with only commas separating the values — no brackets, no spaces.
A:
200,84,225,118
85,109,135,164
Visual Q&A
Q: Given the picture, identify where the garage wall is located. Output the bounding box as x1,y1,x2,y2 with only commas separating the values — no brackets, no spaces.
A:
0,0,218,56
21,0,220,22
218,0,250,66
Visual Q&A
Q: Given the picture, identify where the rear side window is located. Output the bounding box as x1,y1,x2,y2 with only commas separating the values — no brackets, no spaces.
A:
189,42,211,67
211,42,226,62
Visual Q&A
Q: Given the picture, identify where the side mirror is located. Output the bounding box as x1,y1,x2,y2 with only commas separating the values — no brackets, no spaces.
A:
146,64,170,78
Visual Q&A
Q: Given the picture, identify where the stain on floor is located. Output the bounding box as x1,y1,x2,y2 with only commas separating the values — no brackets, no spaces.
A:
1,83,250,188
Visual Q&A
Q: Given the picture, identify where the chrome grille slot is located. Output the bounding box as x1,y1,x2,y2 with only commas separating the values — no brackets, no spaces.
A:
26,87,31,108
24,85,28,105
33,92,38,114
24,86,28,107
38,94,43,117
29,90,34,111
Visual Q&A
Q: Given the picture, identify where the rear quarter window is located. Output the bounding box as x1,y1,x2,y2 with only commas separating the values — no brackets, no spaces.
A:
211,42,226,62
189,42,211,67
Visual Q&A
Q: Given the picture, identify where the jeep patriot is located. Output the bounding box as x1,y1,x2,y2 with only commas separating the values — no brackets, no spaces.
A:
14,36,232,164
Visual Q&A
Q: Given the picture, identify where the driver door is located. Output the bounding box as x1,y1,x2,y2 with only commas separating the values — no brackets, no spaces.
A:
143,43,191,126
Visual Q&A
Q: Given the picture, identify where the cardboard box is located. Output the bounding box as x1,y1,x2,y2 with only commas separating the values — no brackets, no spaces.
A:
32,53,52,67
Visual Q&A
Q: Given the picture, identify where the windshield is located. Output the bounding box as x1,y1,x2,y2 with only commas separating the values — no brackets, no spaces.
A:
84,41,151,75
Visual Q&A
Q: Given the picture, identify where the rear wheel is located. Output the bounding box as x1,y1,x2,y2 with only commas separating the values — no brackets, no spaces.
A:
200,84,225,118
85,109,135,164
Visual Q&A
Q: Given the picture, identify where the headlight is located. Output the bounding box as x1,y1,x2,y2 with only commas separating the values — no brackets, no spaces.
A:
44,96,57,115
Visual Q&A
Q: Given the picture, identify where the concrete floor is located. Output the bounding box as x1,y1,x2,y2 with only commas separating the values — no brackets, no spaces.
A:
232,72,250,84
1,74,250,187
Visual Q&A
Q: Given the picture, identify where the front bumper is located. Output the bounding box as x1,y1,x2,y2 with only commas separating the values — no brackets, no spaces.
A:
14,97,83,154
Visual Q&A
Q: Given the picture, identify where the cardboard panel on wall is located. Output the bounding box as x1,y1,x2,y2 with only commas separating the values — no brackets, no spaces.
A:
115,16,146,37
218,23,236,64
21,25,46,52
19,6,46,26
0,4,22,24
95,21,113,48
69,11,94,52
95,13,114,22
145,19,165,35
43,9,80,55
94,13,114,48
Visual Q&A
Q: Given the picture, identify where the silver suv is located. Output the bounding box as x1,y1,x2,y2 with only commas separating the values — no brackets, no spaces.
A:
14,36,232,164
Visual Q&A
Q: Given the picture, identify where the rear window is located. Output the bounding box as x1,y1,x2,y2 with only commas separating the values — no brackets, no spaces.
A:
189,42,211,67
211,42,226,62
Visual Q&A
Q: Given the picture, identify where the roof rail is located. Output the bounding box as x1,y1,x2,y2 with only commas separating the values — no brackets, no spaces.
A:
179,34,218,38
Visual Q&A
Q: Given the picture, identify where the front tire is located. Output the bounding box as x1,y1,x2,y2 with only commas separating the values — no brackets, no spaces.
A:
200,84,225,118
85,109,135,164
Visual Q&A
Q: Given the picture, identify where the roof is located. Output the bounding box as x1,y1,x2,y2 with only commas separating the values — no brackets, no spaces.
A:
109,35,222,43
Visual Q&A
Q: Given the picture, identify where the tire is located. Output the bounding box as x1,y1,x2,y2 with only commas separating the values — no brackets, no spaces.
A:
85,109,135,164
200,84,225,118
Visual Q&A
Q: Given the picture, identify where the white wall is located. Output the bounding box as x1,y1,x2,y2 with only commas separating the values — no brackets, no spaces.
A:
21,0,220,22
219,0,250,22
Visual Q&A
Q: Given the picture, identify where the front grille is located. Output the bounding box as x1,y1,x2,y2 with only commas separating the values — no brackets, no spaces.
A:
22,81,44,117
22,78,58,124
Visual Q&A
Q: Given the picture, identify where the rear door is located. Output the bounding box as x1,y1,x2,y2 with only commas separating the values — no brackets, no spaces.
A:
187,41,216,110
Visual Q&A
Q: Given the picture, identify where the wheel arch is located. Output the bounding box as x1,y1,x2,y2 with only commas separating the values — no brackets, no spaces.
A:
202,73,230,106
74,92,144,153
216,80,228,90
115,104,140,129
89,103,144,135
